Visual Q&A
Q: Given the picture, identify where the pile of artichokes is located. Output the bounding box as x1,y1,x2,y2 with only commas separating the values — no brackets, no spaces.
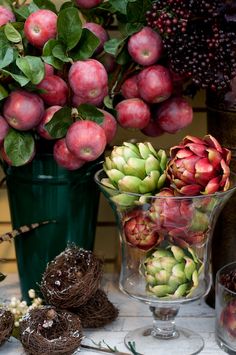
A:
101,134,232,299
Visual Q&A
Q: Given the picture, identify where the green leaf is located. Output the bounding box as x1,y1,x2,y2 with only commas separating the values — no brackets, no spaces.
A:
57,7,82,51
96,2,116,12
14,6,30,20
0,84,8,100
4,129,35,167
104,38,125,56
16,56,45,84
4,23,22,43
116,47,131,65
60,1,75,10
77,104,104,124
70,28,99,61
1,69,30,86
28,2,39,13
33,0,57,13
122,22,143,36
127,0,152,23
52,43,71,62
104,95,113,109
108,0,133,14
42,55,63,70
45,106,72,138
42,39,63,69
0,32,17,69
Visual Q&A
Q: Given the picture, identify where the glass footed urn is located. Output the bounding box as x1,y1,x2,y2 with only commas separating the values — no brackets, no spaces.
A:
95,169,236,355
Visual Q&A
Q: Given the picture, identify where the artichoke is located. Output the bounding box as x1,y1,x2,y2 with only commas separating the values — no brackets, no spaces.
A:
143,245,203,298
102,142,167,195
123,209,163,251
167,134,231,195
149,188,209,247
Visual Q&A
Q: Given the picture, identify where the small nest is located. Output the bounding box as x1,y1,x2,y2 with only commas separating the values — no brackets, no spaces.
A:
19,306,83,355
40,245,103,309
75,289,119,328
0,308,14,346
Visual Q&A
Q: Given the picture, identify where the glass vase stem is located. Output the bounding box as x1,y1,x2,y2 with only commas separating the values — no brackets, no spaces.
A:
150,305,180,339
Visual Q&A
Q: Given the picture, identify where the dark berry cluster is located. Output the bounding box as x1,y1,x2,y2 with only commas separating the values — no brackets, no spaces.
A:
220,269,236,293
146,1,190,37
146,0,236,91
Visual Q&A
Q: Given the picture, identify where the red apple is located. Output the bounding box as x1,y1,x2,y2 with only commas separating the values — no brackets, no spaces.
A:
3,90,44,131
53,138,85,170
69,59,108,105
98,53,115,73
44,63,54,77
37,75,68,106
24,9,57,48
37,105,62,140
66,120,107,161
121,74,140,99
138,65,173,103
141,119,164,137
128,27,163,66
116,98,151,129
83,22,109,54
98,109,117,144
75,0,102,9
72,90,106,107
0,6,15,27
0,116,9,145
156,97,193,134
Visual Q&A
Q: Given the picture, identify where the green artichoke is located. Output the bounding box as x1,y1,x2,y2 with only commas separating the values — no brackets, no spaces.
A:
102,142,167,195
143,245,203,299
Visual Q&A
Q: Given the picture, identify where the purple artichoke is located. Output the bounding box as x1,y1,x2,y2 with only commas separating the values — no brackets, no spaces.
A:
167,135,231,195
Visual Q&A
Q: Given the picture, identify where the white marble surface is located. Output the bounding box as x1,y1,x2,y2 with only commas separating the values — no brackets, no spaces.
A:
0,274,225,355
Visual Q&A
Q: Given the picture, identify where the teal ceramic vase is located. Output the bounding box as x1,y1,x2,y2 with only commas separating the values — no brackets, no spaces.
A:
4,152,101,302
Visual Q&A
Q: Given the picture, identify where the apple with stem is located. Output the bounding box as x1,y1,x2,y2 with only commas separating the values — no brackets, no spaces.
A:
66,120,107,161
69,59,108,106
24,9,57,48
128,27,163,66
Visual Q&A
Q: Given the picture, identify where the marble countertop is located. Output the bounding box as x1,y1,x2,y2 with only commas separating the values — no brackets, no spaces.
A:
0,273,224,355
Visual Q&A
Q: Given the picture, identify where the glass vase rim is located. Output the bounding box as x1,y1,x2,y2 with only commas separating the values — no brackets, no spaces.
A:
94,168,236,200
216,261,236,296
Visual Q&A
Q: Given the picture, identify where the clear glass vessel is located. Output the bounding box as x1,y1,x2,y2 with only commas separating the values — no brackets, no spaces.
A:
95,169,236,355
215,261,236,354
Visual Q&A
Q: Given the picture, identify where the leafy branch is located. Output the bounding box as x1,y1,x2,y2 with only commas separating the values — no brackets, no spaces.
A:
82,338,144,355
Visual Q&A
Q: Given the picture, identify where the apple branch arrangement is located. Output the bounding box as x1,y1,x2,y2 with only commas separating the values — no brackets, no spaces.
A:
0,0,235,169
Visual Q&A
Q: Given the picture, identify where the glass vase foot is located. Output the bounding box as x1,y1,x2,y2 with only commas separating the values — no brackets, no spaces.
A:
125,326,204,355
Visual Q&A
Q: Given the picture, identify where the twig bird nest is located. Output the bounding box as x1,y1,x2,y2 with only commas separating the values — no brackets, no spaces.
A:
40,245,103,309
0,308,14,346
75,289,119,328
19,306,83,355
